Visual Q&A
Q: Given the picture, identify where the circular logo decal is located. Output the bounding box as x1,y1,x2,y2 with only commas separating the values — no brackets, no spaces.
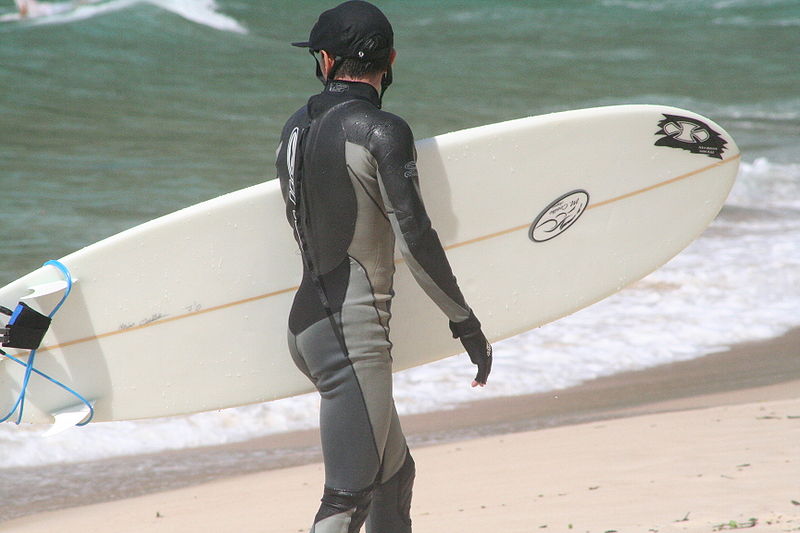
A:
529,190,590,243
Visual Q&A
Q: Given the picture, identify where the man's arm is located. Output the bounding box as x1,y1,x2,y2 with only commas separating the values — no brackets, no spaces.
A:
372,115,470,322
371,114,492,386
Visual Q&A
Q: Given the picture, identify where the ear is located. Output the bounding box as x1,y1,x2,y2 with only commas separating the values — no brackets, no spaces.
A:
389,49,397,66
320,50,337,79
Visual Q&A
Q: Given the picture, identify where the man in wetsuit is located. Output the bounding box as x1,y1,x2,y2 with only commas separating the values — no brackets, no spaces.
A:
275,2,492,532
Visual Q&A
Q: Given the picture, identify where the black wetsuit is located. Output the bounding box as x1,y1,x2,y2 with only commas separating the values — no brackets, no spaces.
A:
276,80,473,533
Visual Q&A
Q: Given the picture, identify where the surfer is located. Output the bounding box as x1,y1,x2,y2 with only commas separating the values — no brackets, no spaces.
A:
15,0,41,17
13,0,71,18
275,2,492,532
13,0,84,19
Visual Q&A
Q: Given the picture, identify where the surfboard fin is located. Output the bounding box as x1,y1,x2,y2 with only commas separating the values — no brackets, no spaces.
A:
44,402,94,437
20,279,76,304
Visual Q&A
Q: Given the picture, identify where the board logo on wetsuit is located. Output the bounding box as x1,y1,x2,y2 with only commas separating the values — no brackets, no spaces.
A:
402,161,417,179
286,126,300,206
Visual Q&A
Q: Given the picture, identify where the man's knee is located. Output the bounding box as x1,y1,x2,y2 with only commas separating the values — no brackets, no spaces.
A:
312,485,374,533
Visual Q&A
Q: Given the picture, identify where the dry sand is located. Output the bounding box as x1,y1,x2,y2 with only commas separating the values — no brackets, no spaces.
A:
2,329,799,533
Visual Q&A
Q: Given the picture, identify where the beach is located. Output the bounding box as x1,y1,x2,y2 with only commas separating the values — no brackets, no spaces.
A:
2,1,798,531
3,329,798,533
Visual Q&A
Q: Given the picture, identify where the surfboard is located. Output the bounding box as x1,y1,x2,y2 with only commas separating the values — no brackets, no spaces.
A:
0,105,740,425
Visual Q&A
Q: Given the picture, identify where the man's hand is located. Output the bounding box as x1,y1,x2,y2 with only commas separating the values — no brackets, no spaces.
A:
449,311,493,387
461,329,492,387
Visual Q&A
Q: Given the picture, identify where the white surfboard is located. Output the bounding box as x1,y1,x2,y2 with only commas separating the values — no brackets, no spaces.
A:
0,105,739,425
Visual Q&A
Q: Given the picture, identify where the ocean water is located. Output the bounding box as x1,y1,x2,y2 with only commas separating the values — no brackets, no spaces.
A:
0,0,798,518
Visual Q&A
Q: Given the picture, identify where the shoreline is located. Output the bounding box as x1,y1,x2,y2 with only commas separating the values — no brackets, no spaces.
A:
217,326,800,454
1,327,799,528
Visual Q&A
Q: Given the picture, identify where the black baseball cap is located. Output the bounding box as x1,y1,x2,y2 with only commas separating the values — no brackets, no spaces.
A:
292,1,394,60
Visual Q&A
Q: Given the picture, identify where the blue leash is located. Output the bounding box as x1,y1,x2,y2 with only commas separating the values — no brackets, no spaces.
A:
1,260,94,426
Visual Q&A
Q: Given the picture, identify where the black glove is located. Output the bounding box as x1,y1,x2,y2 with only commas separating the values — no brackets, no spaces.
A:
449,311,492,387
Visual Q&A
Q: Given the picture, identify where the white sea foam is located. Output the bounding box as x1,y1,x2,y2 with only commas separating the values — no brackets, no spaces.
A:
0,394,320,468
602,0,796,12
712,15,800,26
599,0,671,11
730,158,800,209
11,0,247,33
148,0,247,34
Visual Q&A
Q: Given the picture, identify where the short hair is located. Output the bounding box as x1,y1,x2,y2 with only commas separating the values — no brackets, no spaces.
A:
334,53,391,79
328,33,392,80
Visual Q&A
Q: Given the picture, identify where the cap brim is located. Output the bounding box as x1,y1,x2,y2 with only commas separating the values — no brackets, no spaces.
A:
291,41,312,48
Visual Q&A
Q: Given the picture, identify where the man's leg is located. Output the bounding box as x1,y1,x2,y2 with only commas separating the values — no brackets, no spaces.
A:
366,405,415,533
293,316,394,533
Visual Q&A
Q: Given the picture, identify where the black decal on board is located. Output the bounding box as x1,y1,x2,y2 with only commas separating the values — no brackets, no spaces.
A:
530,190,590,243
654,114,727,159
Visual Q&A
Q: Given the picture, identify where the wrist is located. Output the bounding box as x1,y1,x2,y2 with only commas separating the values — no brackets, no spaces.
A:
449,310,481,339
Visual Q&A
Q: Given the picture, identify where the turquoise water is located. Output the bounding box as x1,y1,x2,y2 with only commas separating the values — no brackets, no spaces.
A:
0,0,799,521
1,0,798,280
